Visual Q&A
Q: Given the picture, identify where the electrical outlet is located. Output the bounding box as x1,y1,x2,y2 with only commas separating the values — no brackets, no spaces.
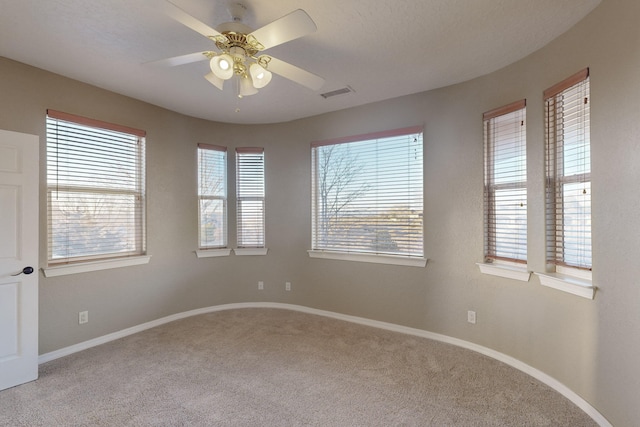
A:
285,282,291,291
258,281,264,290
79,311,89,324
467,310,476,324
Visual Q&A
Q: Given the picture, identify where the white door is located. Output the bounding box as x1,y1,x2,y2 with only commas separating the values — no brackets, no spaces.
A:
0,129,39,390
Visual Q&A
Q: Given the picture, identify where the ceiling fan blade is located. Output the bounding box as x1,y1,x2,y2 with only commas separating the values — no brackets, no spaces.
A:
161,0,226,41
249,9,317,50
267,56,325,91
146,51,211,67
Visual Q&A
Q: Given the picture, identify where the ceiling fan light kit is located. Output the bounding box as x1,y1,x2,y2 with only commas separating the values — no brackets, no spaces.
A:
207,34,272,97
249,62,272,89
210,53,234,80
161,1,325,100
238,74,258,97
204,71,224,91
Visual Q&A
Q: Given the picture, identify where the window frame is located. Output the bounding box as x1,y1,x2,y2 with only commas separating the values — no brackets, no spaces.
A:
482,99,528,265
309,126,426,266
45,109,147,270
544,68,592,274
536,68,594,299
197,143,228,251
235,147,266,250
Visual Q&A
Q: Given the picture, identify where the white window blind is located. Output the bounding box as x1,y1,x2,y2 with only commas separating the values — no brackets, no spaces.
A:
544,68,591,270
46,110,146,264
483,100,527,264
236,147,265,248
198,144,227,249
311,126,424,257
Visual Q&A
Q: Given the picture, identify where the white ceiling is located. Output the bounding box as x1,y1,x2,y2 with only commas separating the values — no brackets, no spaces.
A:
0,0,600,124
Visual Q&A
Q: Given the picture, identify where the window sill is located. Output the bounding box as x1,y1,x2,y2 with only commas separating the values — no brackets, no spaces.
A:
195,249,232,258
43,255,151,278
476,263,531,282
534,272,595,300
308,250,427,267
234,248,269,256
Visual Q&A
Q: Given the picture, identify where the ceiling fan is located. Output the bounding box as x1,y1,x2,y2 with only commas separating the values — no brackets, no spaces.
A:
155,1,325,97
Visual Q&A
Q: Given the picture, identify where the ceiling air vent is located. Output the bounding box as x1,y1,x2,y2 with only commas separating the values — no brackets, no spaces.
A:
320,86,354,99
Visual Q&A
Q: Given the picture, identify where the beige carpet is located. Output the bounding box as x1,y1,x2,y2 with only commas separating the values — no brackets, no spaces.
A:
1,308,596,426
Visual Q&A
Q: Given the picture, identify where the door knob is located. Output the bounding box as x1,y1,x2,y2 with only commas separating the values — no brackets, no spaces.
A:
11,266,34,276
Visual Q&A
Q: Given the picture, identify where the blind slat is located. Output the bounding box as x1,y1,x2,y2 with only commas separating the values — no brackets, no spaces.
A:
47,109,146,137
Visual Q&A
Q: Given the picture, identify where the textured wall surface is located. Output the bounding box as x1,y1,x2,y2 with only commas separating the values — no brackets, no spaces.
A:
0,0,638,425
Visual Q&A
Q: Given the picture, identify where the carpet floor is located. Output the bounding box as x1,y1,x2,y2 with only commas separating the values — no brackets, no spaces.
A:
0,308,597,426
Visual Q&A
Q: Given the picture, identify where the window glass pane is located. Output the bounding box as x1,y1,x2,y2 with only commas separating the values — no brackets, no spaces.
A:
50,191,141,259
47,126,140,191
198,149,226,197
237,199,265,247
562,181,592,267
199,198,225,248
492,188,527,260
492,111,527,185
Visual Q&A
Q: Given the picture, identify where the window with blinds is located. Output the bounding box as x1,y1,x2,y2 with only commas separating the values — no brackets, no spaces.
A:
311,126,423,257
46,110,146,264
198,144,227,249
236,148,265,248
483,100,527,264
544,68,591,271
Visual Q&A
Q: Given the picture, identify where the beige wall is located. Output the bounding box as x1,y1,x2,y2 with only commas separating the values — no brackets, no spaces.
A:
0,0,638,424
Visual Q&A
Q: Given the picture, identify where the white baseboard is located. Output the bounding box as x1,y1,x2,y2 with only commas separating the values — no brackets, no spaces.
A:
37,302,261,364
38,302,611,427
